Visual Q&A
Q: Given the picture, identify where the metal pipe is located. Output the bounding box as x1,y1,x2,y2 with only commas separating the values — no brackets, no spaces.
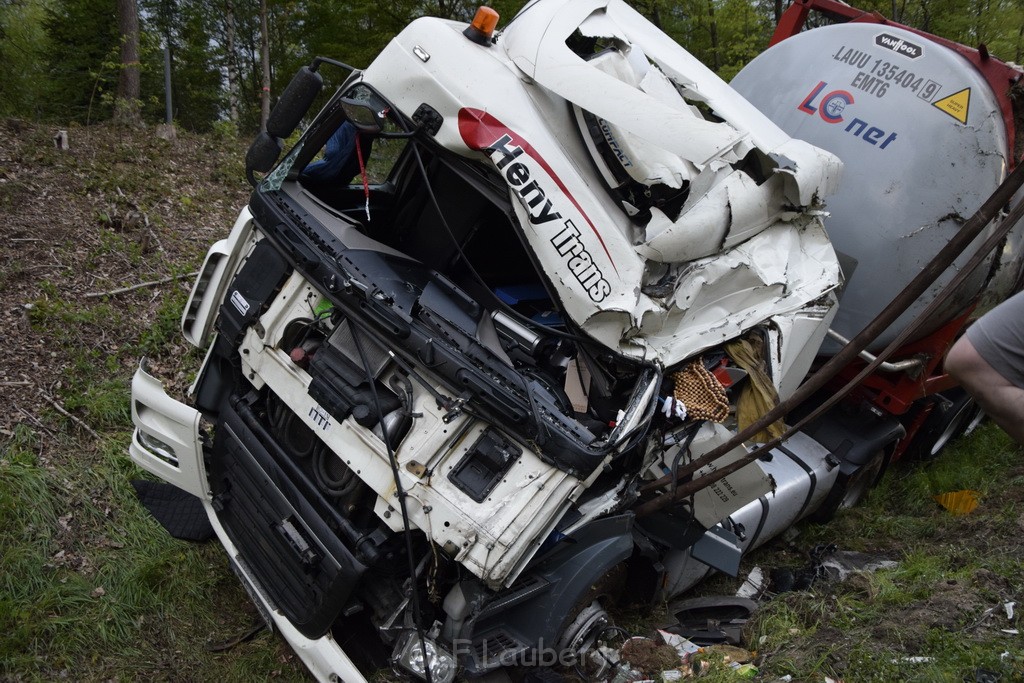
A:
825,329,924,372
633,162,1024,517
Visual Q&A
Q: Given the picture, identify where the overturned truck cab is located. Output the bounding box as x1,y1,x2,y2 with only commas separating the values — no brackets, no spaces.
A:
129,0,864,680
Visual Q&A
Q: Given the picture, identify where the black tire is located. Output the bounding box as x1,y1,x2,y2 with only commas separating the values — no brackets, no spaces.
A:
808,447,888,523
904,389,984,461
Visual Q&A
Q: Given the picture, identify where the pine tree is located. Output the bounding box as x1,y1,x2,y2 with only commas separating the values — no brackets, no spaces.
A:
44,0,120,122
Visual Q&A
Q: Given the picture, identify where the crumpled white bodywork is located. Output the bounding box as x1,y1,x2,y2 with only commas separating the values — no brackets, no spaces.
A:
132,4,850,680
363,0,842,366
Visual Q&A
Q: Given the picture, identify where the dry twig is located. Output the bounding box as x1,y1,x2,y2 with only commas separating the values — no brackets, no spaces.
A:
38,390,99,439
83,271,199,299
17,405,55,437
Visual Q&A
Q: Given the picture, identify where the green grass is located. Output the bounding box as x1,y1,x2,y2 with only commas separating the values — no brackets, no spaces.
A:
0,428,305,680
732,423,1024,682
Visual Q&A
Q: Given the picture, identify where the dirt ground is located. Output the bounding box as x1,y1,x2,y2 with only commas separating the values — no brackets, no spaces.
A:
0,119,249,437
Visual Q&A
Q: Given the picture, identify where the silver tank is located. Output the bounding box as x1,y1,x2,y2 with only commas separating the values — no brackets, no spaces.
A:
732,23,1022,352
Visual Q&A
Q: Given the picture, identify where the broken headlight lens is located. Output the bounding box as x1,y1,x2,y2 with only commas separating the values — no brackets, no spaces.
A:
136,429,179,466
394,631,456,683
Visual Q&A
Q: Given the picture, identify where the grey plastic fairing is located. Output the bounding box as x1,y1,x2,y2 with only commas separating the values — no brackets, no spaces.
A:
210,396,368,639
802,405,906,476
690,526,743,576
458,514,634,673
634,506,707,551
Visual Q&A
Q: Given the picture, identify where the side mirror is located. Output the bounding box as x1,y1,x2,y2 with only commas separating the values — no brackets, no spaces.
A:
340,98,384,134
245,131,283,174
266,66,324,139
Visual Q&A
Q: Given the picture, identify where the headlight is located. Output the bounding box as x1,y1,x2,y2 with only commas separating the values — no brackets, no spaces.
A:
136,429,179,466
393,630,456,683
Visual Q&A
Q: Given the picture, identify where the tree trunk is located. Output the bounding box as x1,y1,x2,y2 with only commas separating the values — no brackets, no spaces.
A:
115,0,141,126
707,0,720,72
649,0,663,29
225,0,239,125
259,0,271,132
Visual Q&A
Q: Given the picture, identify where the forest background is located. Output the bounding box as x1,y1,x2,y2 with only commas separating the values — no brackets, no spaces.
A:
2,0,1023,135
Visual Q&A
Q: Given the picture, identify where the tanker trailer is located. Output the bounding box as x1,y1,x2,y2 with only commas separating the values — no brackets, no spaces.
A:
732,0,1024,483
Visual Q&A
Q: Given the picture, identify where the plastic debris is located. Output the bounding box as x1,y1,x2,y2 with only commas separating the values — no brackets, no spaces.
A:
891,656,934,664
664,596,758,645
1005,601,1015,620
769,544,898,593
659,395,687,421
820,549,898,582
733,662,758,677
736,566,767,599
933,490,980,514
657,630,701,659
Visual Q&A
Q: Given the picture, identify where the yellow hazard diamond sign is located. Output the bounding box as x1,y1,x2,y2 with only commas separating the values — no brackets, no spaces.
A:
933,87,970,124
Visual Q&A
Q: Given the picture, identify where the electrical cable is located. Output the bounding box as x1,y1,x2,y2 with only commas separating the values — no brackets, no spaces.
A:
349,324,434,683
406,138,589,347
670,424,700,492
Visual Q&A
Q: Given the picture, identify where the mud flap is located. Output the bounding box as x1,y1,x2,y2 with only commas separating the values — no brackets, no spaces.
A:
803,405,905,522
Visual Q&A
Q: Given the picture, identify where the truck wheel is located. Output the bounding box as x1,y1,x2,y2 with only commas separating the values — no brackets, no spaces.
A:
905,389,984,461
808,447,888,523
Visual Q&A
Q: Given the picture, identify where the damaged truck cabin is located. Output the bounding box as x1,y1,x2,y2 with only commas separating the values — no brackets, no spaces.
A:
130,0,849,680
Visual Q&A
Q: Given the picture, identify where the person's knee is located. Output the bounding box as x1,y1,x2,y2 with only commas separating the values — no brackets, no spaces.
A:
945,336,977,385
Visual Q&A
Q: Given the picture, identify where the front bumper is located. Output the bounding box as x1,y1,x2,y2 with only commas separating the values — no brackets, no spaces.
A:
129,362,367,683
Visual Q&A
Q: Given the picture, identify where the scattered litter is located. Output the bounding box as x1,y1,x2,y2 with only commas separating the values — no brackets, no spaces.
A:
1005,601,1015,620
732,662,758,677
1000,629,1019,635
596,631,760,682
934,490,980,514
891,656,934,664
736,566,767,599
768,676,793,683
821,549,898,582
769,544,898,593
657,630,701,658
690,643,757,679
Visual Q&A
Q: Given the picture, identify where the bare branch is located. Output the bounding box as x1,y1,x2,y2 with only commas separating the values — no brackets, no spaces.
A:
38,390,100,440
83,271,198,299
